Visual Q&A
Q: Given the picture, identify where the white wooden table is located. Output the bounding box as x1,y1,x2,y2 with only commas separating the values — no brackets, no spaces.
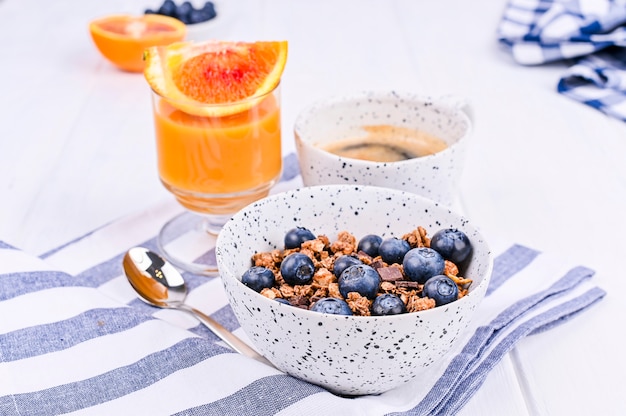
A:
1,0,624,414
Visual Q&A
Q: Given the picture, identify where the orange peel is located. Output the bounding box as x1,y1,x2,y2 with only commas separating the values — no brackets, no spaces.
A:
89,14,186,73
144,40,288,117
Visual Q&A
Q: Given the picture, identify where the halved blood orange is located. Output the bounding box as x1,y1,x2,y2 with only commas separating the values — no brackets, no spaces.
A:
144,40,288,117
89,14,186,73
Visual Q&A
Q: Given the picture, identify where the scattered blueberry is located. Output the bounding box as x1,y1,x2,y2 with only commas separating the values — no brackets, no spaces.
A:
357,234,382,257
338,264,381,299
202,1,216,14
189,9,208,24
148,0,217,24
284,227,316,249
430,228,472,265
371,294,407,316
378,237,411,264
157,0,177,17
178,1,193,16
199,1,217,20
275,298,291,306
403,247,445,284
422,275,459,306
333,255,362,278
311,298,353,315
241,266,275,292
280,253,315,286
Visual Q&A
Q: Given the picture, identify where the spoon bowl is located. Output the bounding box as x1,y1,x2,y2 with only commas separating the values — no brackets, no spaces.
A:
123,247,274,367
123,247,187,307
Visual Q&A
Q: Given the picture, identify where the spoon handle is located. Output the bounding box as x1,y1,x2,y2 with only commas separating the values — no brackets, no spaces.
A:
180,304,275,368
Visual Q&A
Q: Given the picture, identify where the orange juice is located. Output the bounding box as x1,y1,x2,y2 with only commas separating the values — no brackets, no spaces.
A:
152,91,282,215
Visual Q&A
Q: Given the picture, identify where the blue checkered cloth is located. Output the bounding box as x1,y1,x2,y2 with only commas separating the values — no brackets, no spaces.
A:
498,0,626,121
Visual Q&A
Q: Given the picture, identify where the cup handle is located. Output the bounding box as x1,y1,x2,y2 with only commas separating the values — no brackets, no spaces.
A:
438,94,475,126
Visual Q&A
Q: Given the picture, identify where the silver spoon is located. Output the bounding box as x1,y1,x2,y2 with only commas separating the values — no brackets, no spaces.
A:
123,246,274,368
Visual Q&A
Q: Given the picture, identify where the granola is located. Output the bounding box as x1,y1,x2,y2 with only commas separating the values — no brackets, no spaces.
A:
247,227,472,316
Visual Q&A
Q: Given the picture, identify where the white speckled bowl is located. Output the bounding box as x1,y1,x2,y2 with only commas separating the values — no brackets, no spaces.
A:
294,91,473,207
216,185,492,395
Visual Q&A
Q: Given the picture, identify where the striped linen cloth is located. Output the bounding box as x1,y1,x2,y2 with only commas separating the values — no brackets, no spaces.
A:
0,157,606,415
498,0,626,121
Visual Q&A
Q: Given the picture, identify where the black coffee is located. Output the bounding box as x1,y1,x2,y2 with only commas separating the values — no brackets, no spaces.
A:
318,125,447,162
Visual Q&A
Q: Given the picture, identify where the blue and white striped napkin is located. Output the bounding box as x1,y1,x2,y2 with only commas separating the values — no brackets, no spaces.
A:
0,159,606,415
498,0,626,122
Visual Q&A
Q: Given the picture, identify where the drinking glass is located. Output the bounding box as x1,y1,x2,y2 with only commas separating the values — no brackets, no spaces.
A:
150,84,282,275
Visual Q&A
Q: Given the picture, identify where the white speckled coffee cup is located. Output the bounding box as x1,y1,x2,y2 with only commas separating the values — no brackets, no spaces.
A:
294,91,473,207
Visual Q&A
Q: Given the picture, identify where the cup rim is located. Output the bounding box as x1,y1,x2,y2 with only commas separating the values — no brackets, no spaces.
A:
293,90,472,165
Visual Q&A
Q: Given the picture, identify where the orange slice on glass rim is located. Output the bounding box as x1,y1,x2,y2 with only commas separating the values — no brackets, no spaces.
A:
144,40,288,117
89,14,186,73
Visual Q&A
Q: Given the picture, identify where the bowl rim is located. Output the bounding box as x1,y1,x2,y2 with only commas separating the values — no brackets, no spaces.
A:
217,184,493,321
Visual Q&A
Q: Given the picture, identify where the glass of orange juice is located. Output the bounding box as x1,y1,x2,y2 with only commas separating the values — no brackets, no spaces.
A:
149,84,282,275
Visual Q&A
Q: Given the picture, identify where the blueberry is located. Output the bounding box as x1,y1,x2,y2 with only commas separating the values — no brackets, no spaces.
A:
430,229,472,265
357,234,382,257
311,298,353,315
275,298,291,306
333,255,362,278
378,237,411,264
338,264,380,299
202,1,216,12
201,1,217,19
145,8,156,14
188,9,205,23
176,1,193,19
158,0,177,17
241,266,275,292
280,253,315,286
422,275,459,306
403,247,445,284
371,294,407,316
284,227,316,249
177,13,191,24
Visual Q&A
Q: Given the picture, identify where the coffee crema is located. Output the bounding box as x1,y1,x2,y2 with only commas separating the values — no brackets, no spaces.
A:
317,125,448,162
